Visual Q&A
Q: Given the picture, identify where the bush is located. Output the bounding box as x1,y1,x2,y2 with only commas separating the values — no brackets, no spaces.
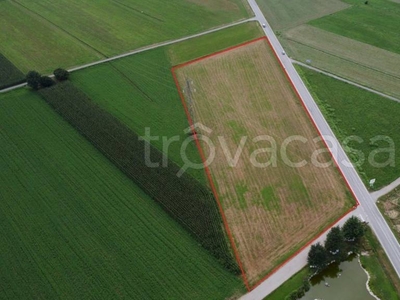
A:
26,71,41,90
53,68,69,81
39,81,239,274
39,76,55,88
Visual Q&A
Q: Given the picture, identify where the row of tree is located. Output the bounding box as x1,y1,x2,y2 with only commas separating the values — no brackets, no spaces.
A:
26,68,69,90
308,216,365,272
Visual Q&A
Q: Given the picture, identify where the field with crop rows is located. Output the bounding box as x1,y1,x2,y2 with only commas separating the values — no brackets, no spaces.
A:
70,22,263,185
0,53,24,89
0,0,251,73
256,0,348,30
0,89,244,299
297,66,400,189
175,39,354,284
310,0,400,55
39,81,239,273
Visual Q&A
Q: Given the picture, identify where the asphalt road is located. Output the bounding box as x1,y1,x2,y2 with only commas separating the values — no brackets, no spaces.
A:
243,0,400,298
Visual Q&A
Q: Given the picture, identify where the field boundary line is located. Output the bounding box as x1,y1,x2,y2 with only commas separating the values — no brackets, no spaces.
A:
292,60,400,103
172,36,359,290
170,38,271,292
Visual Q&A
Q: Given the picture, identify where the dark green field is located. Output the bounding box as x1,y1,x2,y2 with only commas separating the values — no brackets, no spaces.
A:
297,66,400,189
70,21,263,184
0,89,243,299
310,0,400,54
0,53,24,89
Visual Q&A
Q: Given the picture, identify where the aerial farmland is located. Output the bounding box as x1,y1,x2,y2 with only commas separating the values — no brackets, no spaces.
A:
1,0,399,299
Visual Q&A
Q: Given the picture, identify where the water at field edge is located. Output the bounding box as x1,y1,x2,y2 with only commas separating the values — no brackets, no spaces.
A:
301,255,375,300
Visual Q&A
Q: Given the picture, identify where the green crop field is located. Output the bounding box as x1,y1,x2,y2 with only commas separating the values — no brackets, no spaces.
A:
310,0,400,55
70,22,263,184
297,66,400,189
0,89,243,299
0,0,251,73
0,1,102,74
256,0,348,30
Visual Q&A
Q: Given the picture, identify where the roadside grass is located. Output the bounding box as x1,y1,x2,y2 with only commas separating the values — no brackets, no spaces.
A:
264,227,400,300
296,66,400,189
0,1,102,74
255,0,348,30
175,39,353,284
377,187,400,244
0,53,25,89
360,227,400,299
263,268,310,300
71,21,263,185
0,89,244,299
11,0,251,58
309,0,400,55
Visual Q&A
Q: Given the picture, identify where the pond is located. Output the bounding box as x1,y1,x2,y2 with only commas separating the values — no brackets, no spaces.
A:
301,255,376,300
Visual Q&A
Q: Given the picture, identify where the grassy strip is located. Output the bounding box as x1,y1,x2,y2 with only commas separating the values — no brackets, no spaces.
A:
0,89,243,299
71,21,264,185
263,268,310,300
377,187,400,244
309,0,400,55
39,81,239,273
296,65,400,189
360,227,400,299
0,53,25,89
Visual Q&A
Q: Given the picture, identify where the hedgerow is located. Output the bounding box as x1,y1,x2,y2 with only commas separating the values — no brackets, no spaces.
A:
0,54,25,90
39,81,239,273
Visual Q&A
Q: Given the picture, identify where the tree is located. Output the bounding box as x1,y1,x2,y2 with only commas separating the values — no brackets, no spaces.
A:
39,76,55,88
325,226,346,260
26,71,41,90
343,216,365,243
53,68,69,81
308,243,328,271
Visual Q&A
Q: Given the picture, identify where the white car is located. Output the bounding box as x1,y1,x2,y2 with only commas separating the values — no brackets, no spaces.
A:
262,23,266,28
282,51,286,55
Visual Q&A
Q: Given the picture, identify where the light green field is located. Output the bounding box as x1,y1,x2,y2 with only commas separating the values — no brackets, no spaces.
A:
281,25,400,98
0,1,102,74
1,0,251,73
71,22,264,185
297,66,400,189
256,0,349,30
0,89,244,299
310,0,400,55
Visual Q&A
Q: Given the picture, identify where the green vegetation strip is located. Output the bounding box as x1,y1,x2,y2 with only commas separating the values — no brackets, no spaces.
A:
0,89,243,299
0,53,24,89
39,81,239,273
309,0,400,55
296,66,400,189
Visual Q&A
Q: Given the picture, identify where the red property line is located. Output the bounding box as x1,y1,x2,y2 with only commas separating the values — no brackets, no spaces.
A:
171,36,359,291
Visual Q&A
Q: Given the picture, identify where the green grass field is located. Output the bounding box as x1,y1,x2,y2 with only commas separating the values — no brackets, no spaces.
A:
0,89,243,299
1,0,251,73
71,21,263,184
256,0,348,30
0,1,102,74
297,66,400,189
310,0,400,55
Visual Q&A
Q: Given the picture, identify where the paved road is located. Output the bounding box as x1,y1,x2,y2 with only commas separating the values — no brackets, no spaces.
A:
0,18,255,94
293,60,400,104
242,0,400,299
371,177,400,201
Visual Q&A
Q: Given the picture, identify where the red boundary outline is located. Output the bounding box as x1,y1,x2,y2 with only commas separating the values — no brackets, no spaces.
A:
171,36,359,291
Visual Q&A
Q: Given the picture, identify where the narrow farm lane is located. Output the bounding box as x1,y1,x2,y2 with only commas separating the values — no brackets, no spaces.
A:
371,177,400,201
